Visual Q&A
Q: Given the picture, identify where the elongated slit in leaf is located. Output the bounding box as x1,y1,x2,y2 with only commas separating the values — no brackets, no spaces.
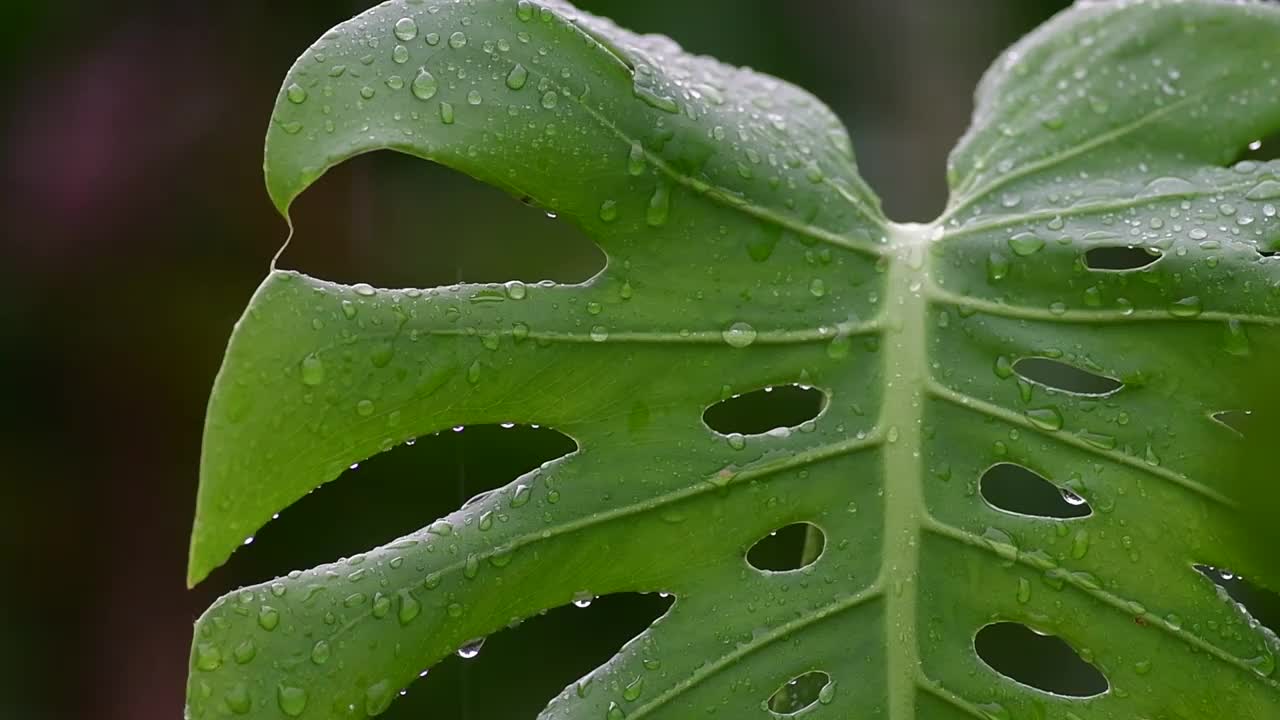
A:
226,424,578,572
980,463,1091,519
703,384,826,435
397,592,676,716
1083,246,1163,271
748,522,825,572
974,622,1109,698
1012,357,1123,397
766,670,833,715
1196,565,1280,637
279,153,608,286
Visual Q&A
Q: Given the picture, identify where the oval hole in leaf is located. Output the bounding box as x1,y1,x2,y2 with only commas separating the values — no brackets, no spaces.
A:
703,384,826,435
1213,409,1258,437
1195,565,1280,636
396,592,674,717
1013,357,1123,396
766,670,832,715
748,523,824,572
1084,246,1162,271
980,463,1091,519
221,424,577,577
975,622,1108,697
283,152,606,287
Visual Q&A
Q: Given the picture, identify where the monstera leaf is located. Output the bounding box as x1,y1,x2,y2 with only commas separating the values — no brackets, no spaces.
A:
187,0,1280,717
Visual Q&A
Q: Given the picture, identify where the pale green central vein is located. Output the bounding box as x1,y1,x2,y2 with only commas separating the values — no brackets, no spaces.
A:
881,222,934,719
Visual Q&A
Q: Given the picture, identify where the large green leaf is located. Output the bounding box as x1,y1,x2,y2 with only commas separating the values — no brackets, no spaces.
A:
187,0,1280,718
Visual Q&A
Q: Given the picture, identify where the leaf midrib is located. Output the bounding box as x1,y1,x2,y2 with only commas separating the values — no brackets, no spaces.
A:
882,223,933,718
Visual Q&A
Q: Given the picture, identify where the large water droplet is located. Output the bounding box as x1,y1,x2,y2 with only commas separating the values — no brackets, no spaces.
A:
722,322,758,348
627,143,646,176
599,200,618,223
1026,407,1063,431
987,252,1010,282
195,642,222,671
365,680,394,716
623,676,644,701
1168,296,1202,318
646,184,670,227
1248,650,1277,678
232,639,257,665
632,64,679,114
393,17,418,42
510,483,532,507
506,63,529,90
311,640,331,665
398,590,421,625
1224,319,1250,356
412,68,438,101
1008,232,1045,256
258,605,280,631
457,637,486,659
286,83,308,105
818,680,836,705
276,684,308,717
1016,578,1032,604
225,683,252,715
1071,529,1091,559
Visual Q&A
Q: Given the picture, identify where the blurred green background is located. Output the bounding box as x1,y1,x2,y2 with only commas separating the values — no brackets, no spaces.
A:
26,0,1252,717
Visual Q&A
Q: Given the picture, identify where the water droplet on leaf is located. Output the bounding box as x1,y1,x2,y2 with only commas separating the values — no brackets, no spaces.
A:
722,322,757,348
411,68,438,101
393,17,418,42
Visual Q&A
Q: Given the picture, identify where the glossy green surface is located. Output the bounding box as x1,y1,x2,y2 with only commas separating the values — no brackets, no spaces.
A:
188,0,1280,717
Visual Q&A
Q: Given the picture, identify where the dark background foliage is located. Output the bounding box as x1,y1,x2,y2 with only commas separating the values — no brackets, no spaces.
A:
3,1,1126,718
